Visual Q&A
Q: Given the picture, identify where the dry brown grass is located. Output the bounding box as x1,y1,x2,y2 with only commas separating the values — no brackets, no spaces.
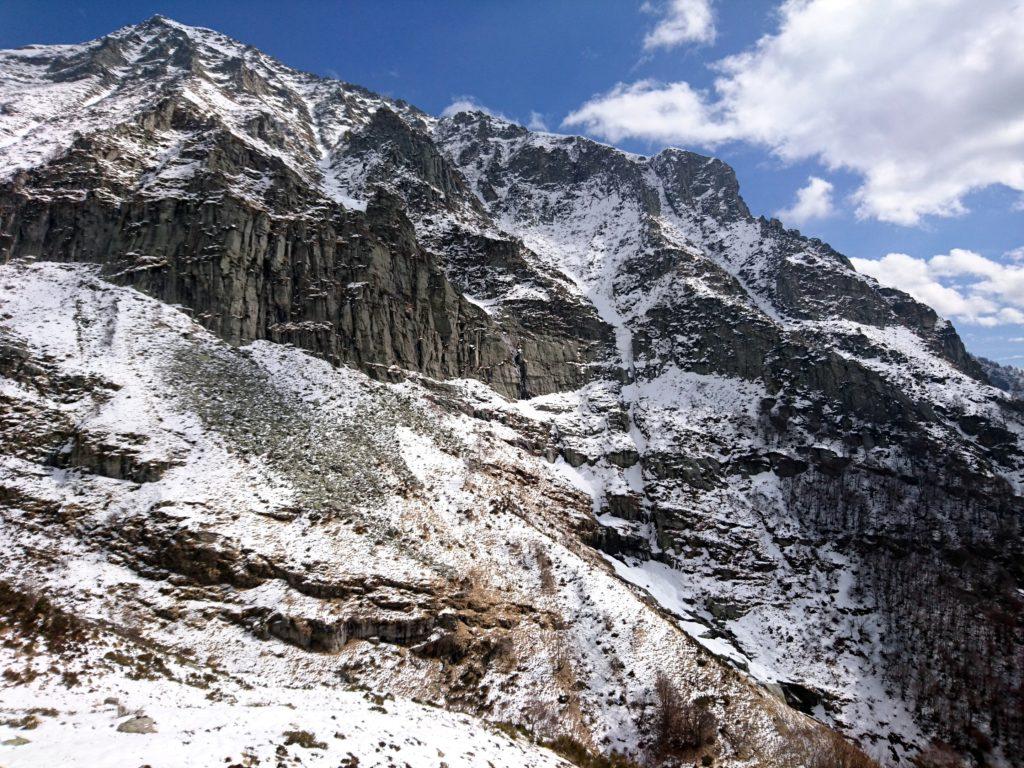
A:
458,565,492,607
912,743,967,768
780,727,880,768
541,735,644,768
532,542,556,593
0,580,89,651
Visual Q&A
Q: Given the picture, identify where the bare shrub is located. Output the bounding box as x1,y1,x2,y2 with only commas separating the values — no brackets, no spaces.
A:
282,729,327,750
542,735,643,768
532,542,556,592
551,641,577,696
458,566,491,607
784,728,879,768
0,580,88,651
653,672,717,757
487,631,518,671
523,697,559,734
912,743,966,768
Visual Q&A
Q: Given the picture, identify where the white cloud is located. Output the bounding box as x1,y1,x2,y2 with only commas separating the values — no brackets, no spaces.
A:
441,96,505,119
565,0,1024,225
563,80,733,145
1005,246,1024,262
527,111,549,131
441,99,551,133
775,176,834,225
850,248,1024,326
643,0,716,50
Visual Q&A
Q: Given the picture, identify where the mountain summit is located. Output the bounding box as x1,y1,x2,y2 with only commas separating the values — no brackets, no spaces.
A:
0,18,1020,768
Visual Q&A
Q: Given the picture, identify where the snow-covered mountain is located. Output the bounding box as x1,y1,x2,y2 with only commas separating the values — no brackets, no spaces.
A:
1,17,1020,768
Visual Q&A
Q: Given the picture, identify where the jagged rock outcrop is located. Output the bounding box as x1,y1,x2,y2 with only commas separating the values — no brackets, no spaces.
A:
0,145,594,399
977,355,1024,399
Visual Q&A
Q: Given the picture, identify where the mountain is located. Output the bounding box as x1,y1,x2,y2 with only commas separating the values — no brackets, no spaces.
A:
977,357,1024,400
0,17,1020,767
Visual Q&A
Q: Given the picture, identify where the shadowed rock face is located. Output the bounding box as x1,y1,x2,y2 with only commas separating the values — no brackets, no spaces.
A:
0,17,1022,768
0,138,607,399
0,25,612,400
4,185,506,390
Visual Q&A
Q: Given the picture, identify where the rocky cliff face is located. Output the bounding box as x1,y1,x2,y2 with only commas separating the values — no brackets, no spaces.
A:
0,17,1021,768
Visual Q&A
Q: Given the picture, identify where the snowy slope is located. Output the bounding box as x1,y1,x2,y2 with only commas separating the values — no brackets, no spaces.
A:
0,261,827,767
428,113,1022,764
0,17,1020,768
1,675,572,768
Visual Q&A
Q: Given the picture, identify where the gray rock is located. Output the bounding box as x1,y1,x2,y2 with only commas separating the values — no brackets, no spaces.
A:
117,715,157,734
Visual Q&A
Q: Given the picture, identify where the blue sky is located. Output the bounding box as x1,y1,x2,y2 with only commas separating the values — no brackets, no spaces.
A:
2,0,1022,363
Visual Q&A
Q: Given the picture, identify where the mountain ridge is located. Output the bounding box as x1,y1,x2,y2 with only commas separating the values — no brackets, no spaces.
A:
0,18,1021,768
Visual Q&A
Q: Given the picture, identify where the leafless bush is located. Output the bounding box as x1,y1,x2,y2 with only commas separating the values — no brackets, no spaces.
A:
912,743,967,768
458,565,490,606
783,728,879,768
552,642,575,688
0,580,89,651
522,697,559,734
653,672,717,757
488,631,518,671
532,542,556,592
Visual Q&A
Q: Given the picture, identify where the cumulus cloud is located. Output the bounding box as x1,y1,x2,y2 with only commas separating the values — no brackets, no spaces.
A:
441,96,506,119
1005,246,1024,262
775,176,834,225
527,111,549,131
564,80,733,145
565,0,1024,225
440,98,551,132
643,0,716,50
850,249,1024,326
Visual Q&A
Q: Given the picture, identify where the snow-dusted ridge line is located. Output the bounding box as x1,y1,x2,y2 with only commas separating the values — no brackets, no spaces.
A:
428,109,1020,764
2,16,745,219
0,15,421,197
